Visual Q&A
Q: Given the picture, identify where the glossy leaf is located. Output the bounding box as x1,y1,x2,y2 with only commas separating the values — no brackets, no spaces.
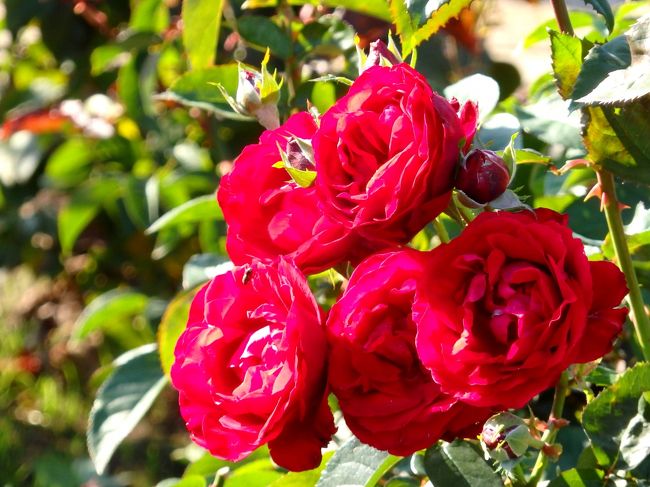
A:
88,344,167,474
74,289,149,340
146,195,222,235
157,65,252,120
423,441,502,487
182,0,223,69
182,254,233,290
443,74,500,123
316,436,399,487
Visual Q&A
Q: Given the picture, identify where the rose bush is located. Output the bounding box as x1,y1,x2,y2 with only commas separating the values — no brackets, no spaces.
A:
170,258,335,471
414,209,628,409
313,63,477,257
327,250,494,455
217,112,351,275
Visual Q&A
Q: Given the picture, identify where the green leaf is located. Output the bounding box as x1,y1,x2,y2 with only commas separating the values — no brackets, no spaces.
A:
585,364,619,386
146,195,222,235
516,94,583,149
510,148,553,165
242,0,390,21
423,441,502,487
550,30,584,100
225,459,283,487
582,362,650,473
157,288,197,376
582,101,650,185
58,178,123,254
88,344,167,475
182,254,232,290
237,15,292,59
74,289,150,340
316,436,400,487
580,0,614,33
130,0,169,34
443,74,500,123
45,138,93,188
269,452,333,486
157,65,252,120
181,0,224,69
389,0,473,56
577,16,650,105
546,468,604,487
524,12,598,49
570,35,630,105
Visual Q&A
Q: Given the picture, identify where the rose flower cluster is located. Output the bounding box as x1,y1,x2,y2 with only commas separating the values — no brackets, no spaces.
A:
170,62,628,471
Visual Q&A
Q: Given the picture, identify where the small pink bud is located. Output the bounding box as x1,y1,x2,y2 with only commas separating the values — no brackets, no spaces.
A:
365,40,400,69
456,149,510,204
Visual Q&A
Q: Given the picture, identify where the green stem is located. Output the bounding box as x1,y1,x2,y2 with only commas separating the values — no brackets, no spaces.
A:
527,371,569,486
550,0,574,35
433,218,450,244
599,170,650,360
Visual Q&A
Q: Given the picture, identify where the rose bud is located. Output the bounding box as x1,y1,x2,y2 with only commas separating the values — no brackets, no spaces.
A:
364,39,401,70
456,149,510,204
481,413,544,462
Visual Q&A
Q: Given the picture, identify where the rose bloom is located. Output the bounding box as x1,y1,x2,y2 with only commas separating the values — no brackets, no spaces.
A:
313,63,476,255
327,250,494,455
414,209,628,409
170,258,335,471
218,112,351,275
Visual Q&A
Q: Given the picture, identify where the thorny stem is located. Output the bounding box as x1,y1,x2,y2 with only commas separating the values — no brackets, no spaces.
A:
527,371,569,486
599,170,650,360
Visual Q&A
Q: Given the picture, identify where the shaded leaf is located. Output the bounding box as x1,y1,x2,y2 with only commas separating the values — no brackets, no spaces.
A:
243,0,390,21
238,16,292,59
58,178,123,254
582,363,650,473
88,344,167,475
577,16,650,105
571,35,630,105
581,0,614,33
423,441,502,487
182,0,224,69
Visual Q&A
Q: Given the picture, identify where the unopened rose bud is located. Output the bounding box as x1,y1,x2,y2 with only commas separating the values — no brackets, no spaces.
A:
365,40,401,69
481,413,544,462
456,149,510,204
286,138,314,171
236,68,263,112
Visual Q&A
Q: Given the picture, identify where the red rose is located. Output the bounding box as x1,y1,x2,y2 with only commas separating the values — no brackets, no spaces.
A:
218,112,351,275
327,250,493,455
313,63,476,255
414,209,628,409
170,258,335,471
